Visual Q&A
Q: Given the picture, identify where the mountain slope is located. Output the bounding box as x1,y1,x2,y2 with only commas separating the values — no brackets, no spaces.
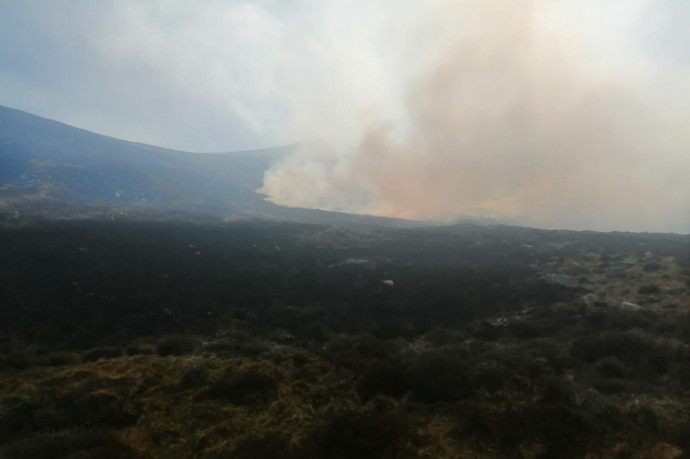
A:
0,105,415,226
0,106,428,226
0,105,287,213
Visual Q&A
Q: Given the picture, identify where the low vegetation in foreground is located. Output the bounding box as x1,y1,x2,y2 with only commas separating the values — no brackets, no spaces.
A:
1,218,689,458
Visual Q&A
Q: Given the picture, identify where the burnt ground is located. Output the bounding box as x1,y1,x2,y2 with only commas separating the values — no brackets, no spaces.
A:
1,218,689,458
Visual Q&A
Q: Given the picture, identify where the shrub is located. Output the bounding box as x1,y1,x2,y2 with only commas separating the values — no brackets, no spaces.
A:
69,391,138,428
0,429,139,459
668,362,690,390
0,401,44,442
203,336,267,356
539,377,576,405
491,405,602,458
34,352,80,367
472,365,513,395
228,431,293,459
354,338,397,360
125,343,154,356
572,332,652,364
406,352,473,402
643,262,661,272
0,388,137,441
204,369,279,405
297,410,423,459
474,322,504,341
424,327,459,346
357,360,409,400
589,374,630,394
176,364,210,390
1,352,33,370
202,339,236,353
671,314,690,341
594,356,627,378
291,350,311,367
584,310,653,331
83,347,122,362
572,331,673,380
506,320,543,339
638,284,661,295
326,335,399,371
156,335,200,357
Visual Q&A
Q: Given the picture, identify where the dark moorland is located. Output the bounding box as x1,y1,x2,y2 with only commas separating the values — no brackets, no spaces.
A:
1,216,689,458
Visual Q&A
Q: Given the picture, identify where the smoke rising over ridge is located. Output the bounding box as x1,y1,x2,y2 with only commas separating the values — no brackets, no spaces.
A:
259,0,690,233
1,1,689,232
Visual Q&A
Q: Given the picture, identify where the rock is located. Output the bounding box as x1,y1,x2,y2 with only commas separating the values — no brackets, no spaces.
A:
604,265,628,277
643,262,661,272
619,301,642,311
545,273,572,286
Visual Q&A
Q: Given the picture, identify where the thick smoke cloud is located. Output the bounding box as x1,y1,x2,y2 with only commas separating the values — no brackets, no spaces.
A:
1,1,688,232
260,0,690,233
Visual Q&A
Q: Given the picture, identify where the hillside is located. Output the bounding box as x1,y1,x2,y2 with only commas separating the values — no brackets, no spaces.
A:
2,105,690,457
0,105,414,227
1,219,689,457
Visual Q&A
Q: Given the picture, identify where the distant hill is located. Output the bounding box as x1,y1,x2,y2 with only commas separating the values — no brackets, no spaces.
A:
0,105,414,226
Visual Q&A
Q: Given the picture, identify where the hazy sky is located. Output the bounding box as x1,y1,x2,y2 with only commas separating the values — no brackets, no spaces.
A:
1,1,689,232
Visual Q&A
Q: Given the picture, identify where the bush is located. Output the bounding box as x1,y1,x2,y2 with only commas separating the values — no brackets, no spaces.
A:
0,388,137,441
326,335,399,371
643,262,661,272
298,410,423,459
156,335,200,357
34,352,80,367
68,391,138,428
406,352,473,402
176,364,210,390
584,310,654,331
291,350,311,367
572,331,673,380
357,360,409,400
203,335,267,356
474,322,504,341
572,332,653,364
204,369,279,405
671,314,690,341
491,405,602,458
125,343,154,356
83,347,122,362
472,365,511,395
424,327,460,346
594,356,627,378
506,320,544,339
638,284,661,295
539,377,576,405
0,429,139,459
228,431,293,459
589,374,630,394
1,352,33,370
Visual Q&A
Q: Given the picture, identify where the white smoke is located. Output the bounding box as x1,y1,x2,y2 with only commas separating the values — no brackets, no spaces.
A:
258,0,690,233
2,0,688,232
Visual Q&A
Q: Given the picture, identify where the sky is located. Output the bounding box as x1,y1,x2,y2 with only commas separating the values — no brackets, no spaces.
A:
1,1,689,233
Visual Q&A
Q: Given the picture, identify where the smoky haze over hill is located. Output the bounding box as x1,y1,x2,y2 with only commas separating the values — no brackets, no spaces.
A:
1,1,690,233
258,1,690,233
0,105,418,228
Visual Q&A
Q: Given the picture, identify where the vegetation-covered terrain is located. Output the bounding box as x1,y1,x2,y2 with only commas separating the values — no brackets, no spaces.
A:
0,104,416,228
1,218,689,458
